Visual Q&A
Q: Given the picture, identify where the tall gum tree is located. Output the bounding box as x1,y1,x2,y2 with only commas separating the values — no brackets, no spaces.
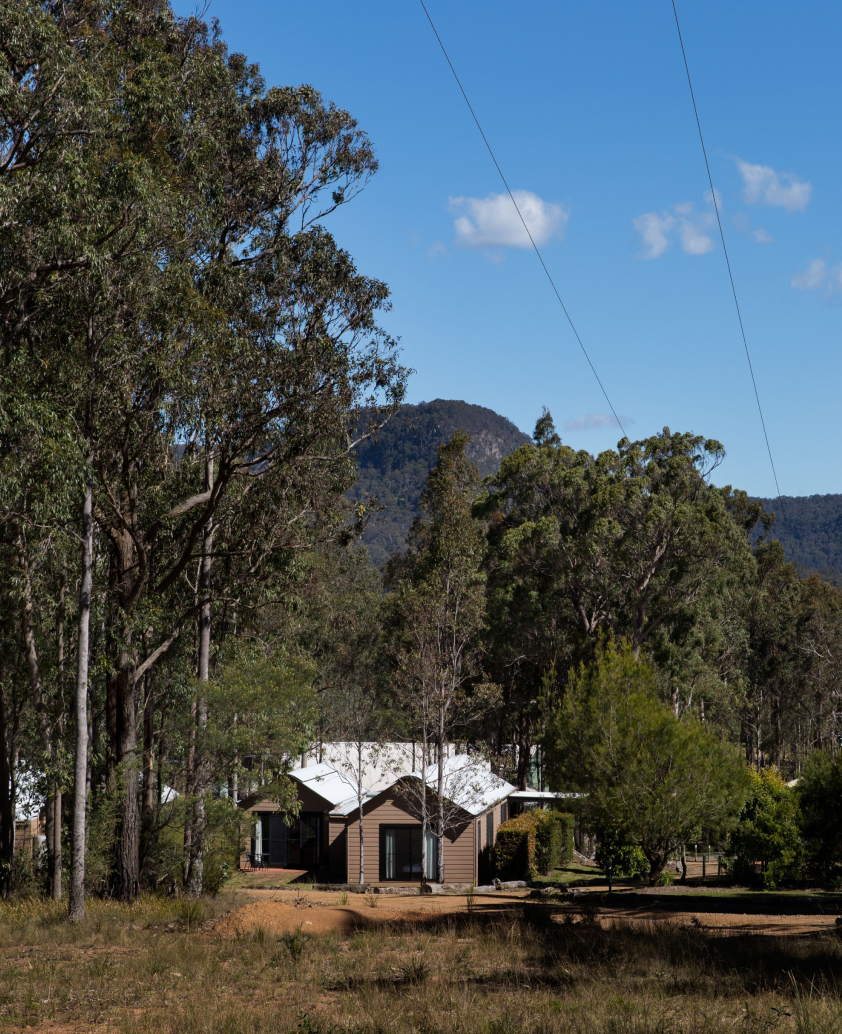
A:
1,1,406,903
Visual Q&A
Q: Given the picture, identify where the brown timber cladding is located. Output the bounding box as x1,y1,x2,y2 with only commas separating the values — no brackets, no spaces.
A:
345,789,487,885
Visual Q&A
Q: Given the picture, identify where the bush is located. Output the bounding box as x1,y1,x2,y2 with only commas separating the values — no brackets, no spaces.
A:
495,813,538,880
594,825,648,878
727,768,801,889
495,810,574,880
798,752,842,888
534,811,574,873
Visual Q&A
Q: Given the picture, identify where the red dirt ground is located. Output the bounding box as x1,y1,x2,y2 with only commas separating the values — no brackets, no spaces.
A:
212,888,841,939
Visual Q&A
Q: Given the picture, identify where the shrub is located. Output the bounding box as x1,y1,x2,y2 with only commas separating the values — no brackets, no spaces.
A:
495,810,574,879
798,751,842,888
594,825,648,878
727,768,801,889
494,813,538,880
534,811,574,873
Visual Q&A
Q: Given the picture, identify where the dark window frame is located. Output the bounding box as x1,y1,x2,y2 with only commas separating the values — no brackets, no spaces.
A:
380,823,421,882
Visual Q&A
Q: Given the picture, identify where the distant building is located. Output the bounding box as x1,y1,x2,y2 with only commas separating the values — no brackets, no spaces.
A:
239,746,566,885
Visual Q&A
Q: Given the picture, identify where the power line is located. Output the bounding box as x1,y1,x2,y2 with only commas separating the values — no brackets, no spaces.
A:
417,0,627,440
670,0,795,556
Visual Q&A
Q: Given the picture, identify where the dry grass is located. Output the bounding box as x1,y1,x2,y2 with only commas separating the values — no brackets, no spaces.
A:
1,895,842,1033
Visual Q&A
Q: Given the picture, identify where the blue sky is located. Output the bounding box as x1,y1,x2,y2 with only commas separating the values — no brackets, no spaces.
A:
173,0,842,497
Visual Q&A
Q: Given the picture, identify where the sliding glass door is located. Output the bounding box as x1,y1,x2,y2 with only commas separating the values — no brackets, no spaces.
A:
380,825,437,881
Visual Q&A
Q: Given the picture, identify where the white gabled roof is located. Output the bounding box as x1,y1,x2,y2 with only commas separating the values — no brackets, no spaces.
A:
330,789,378,817
413,754,516,816
330,753,516,820
508,790,582,800
288,762,360,809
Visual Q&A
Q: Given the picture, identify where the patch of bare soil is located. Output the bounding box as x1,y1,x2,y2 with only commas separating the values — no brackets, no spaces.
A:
215,887,842,939
596,905,840,936
212,889,526,938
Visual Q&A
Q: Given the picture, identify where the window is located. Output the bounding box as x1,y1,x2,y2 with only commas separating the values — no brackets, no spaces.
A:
380,826,438,881
425,830,436,881
501,801,508,824
486,811,494,849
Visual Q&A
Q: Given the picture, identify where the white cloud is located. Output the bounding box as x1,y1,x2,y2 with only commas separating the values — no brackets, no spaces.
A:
752,227,774,244
633,198,714,258
678,214,715,255
792,258,827,291
736,159,812,212
563,413,633,432
632,212,674,258
449,190,568,249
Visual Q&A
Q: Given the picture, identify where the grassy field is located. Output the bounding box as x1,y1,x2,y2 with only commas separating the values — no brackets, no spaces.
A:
2,892,842,1033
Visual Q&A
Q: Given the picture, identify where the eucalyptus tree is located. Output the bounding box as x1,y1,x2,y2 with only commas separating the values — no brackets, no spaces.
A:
476,414,755,781
2,0,406,906
390,433,495,883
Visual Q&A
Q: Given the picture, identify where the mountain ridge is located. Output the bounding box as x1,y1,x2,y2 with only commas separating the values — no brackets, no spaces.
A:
350,400,842,583
351,399,531,565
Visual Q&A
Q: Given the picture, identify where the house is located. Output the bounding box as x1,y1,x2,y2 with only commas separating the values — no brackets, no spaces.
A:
238,746,570,885
336,754,516,886
240,762,359,873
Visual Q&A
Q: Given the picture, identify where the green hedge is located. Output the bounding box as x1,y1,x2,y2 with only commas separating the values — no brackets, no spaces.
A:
495,813,538,880
535,810,574,873
494,810,574,880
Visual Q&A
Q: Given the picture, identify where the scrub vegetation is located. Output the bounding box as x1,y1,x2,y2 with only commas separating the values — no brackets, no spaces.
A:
3,895,842,1033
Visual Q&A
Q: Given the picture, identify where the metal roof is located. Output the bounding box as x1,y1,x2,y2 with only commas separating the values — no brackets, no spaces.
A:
331,754,517,820
508,790,583,799
411,754,516,816
288,762,360,809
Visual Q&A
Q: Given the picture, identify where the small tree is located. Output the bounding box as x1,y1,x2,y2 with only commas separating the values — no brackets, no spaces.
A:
798,752,842,888
727,768,801,889
545,638,748,883
390,433,496,883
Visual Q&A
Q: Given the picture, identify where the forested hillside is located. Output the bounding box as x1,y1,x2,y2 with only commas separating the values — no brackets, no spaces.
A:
759,495,842,588
351,400,530,565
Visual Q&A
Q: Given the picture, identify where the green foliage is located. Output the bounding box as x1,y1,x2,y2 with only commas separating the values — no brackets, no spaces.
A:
207,653,318,780
798,752,842,888
351,400,529,567
494,810,573,880
727,768,802,889
593,825,649,878
477,419,755,788
534,811,575,873
494,814,539,881
758,494,842,588
546,639,749,883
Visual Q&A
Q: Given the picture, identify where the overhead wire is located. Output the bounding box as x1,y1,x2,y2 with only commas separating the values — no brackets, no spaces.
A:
417,0,628,440
670,0,795,555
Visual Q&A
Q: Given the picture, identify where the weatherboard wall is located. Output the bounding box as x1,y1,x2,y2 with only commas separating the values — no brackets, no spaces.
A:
343,788,481,885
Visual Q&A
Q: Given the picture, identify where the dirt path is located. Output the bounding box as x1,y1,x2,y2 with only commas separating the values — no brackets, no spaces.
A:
212,888,524,937
213,888,842,939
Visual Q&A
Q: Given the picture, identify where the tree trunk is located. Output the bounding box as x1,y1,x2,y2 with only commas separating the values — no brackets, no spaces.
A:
436,723,445,885
69,481,93,921
187,452,214,897
0,681,14,899
52,571,66,901
516,722,530,790
110,653,140,903
18,533,58,895
105,522,143,903
419,731,429,888
141,674,155,867
356,738,365,884
182,694,196,889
